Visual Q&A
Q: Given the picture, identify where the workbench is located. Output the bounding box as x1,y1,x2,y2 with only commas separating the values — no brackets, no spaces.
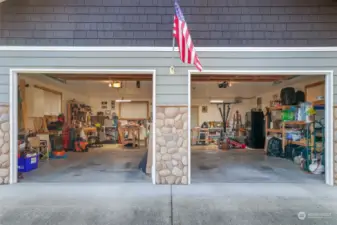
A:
119,125,140,148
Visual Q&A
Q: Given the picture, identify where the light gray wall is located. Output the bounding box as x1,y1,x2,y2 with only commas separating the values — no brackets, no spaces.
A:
1,0,337,46
0,50,188,104
0,49,336,105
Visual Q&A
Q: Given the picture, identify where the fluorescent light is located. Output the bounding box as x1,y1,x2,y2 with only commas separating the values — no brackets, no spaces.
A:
210,100,224,103
116,99,131,102
112,81,121,88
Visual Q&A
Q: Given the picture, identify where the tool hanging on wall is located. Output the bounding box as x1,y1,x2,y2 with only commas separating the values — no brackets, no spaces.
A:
217,102,232,133
216,102,231,150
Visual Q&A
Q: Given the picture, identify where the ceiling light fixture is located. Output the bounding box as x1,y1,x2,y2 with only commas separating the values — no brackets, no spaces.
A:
112,81,122,88
115,99,131,103
210,100,224,103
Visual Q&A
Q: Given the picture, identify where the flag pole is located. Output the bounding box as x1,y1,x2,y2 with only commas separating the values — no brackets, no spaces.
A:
170,37,175,75
172,36,175,56
170,0,176,74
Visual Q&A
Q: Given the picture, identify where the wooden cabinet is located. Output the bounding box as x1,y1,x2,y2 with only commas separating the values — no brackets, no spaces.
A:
25,86,45,117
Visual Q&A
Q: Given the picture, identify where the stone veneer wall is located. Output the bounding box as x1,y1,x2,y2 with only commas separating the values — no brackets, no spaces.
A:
156,106,188,185
0,104,10,184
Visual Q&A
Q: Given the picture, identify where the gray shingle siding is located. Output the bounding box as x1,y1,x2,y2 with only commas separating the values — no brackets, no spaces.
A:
1,0,337,46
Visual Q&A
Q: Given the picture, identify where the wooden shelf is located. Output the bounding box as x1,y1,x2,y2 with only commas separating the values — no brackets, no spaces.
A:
312,100,325,106
315,133,323,137
284,121,306,125
290,140,307,146
266,113,308,153
269,105,295,111
266,129,282,133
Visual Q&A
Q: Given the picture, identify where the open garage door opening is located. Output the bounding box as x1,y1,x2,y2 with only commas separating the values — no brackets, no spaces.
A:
14,71,155,183
189,71,333,185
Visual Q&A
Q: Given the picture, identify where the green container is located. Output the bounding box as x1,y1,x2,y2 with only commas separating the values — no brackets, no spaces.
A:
282,110,295,121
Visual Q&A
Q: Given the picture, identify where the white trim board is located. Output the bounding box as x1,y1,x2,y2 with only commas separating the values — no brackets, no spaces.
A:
3,46,337,52
9,69,157,185
187,70,334,186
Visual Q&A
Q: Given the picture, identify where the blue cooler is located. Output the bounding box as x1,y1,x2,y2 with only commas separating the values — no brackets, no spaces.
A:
18,153,39,172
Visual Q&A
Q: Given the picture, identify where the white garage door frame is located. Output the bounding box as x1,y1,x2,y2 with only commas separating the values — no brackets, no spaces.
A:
9,68,157,184
187,70,334,186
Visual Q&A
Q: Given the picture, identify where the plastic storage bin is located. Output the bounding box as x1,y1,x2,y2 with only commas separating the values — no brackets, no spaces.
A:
18,153,38,172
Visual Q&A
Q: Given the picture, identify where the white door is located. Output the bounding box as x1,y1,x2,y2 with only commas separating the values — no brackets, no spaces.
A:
191,106,199,128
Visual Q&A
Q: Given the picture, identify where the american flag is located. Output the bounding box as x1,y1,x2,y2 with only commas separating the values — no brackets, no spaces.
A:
172,1,202,71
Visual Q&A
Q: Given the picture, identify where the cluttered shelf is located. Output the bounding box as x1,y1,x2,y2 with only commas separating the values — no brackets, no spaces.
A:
266,129,282,133
265,101,325,175
312,100,325,106
191,124,224,146
269,105,293,111
261,83,326,175
290,140,307,146
283,121,306,125
265,99,323,154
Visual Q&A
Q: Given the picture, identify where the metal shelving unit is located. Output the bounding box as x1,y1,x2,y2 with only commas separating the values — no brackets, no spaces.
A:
265,105,307,152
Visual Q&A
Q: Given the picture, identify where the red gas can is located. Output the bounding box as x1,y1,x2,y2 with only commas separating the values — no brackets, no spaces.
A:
62,127,70,150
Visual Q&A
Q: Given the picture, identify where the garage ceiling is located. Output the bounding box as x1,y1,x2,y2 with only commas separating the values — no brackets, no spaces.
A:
191,75,293,82
46,74,298,82
46,74,153,81
191,75,325,98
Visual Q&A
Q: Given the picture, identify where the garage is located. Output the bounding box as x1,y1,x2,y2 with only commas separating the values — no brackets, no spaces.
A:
15,71,155,183
188,71,333,184
0,48,335,186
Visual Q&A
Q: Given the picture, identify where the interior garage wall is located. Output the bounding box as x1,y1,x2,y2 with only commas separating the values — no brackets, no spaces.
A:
259,76,326,109
87,81,152,115
20,75,89,113
191,99,255,126
191,76,326,127
89,98,152,116
19,75,89,130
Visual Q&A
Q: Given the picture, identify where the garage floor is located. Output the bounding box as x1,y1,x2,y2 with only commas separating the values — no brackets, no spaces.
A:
191,149,325,183
22,148,324,184
21,147,150,183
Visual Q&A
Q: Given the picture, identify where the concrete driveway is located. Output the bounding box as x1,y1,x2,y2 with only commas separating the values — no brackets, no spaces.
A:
0,182,336,225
